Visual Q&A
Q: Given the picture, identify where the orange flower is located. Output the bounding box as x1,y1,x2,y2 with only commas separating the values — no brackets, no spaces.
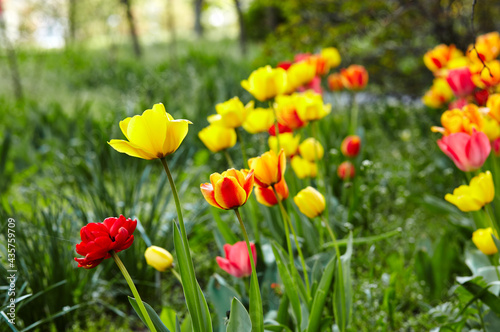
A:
274,94,307,129
423,44,464,72
488,94,500,122
422,78,454,109
327,73,344,91
470,60,500,89
200,169,254,210
440,104,484,135
248,149,286,188
467,32,500,63
254,177,289,207
340,65,368,90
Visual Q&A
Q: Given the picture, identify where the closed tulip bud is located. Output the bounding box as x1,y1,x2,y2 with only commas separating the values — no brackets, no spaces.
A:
201,169,254,210
145,246,174,272
216,241,257,278
294,186,326,218
437,130,490,172
340,65,368,91
207,97,250,128
341,135,361,158
446,67,475,97
423,44,463,72
321,47,341,69
337,161,355,180
269,133,300,157
108,103,192,160
291,156,317,179
248,149,286,187
445,171,494,212
241,65,287,102
327,73,344,91
242,108,275,134
254,177,289,207
299,138,324,161
198,125,237,152
472,228,498,255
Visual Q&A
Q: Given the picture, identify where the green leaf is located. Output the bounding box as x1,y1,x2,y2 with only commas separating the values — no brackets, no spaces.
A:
307,255,336,332
249,260,264,332
128,297,171,332
160,307,178,332
272,241,302,328
226,297,252,332
0,311,18,332
492,233,500,253
333,232,353,332
456,276,500,314
173,223,212,332
207,274,240,331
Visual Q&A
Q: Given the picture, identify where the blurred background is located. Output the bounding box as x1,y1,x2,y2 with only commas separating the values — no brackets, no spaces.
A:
1,0,500,331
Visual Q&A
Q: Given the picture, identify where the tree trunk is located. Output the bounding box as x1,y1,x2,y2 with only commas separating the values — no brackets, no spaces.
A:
233,0,247,55
121,0,142,58
0,15,23,100
68,0,76,43
194,0,203,38
167,0,177,58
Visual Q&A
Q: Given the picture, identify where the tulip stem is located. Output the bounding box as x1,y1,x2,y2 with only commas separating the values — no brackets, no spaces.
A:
274,187,310,294
237,127,248,167
171,268,183,284
111,251,157,332
270,101,281,151
485,204,499,234
223,150,235,168
321,214,346,330
350,92,358,135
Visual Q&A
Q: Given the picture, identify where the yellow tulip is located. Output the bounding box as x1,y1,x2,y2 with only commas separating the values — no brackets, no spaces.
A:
241,65,287,102
294,186,326,218
291,156,317,179
421,78,454,109
108,103,192,160
284,61,317,93
321,47,341,69
269,133,300,157
482,115,500,141
423,44,463,72
145,246,174,272
198,125,237,152
472,228,499,255
445,171,494,212
294,91,331,122
488,94,500,122
299,138,324,161
242,107,275,134
208,98,251,128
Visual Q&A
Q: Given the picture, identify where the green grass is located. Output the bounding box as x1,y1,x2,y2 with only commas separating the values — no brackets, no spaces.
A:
0,39,476,330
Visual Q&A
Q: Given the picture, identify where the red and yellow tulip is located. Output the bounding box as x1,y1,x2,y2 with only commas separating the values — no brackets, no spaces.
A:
200,169,254,210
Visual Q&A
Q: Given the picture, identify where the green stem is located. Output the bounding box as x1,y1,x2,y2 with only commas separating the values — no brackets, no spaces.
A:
235,209,258,280
237,127,249,167
224,150,235,168
322,227,402,249
350,92,358,135
111,251,157,332
171,268,183,284
485,204,499,234
160,157,203,328
274,187,310,294
321,214,346,330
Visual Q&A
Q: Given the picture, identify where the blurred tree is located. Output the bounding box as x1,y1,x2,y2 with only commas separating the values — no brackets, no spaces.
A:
234,0,247,55
0,1,23,100
68,0,76,43
166,0,177,58
194,0,203,37
120,0,142,58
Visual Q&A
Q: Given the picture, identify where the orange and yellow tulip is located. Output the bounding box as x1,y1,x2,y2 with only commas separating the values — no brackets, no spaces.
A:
340,65,368,90
341,135,361,158
241,65,287,101
423,44,463,72
200,169,254,210
327,73,344,91
108,103,191,160
274,94,307,129
198,125,237,152
439,104,484,135
248,149,286,188
471,60,500,89
294,186,326,218
467,32,500,63
472,228,498,255
254,178,289,207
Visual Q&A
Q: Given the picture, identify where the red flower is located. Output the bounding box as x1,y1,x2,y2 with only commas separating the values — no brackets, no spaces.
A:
254,177,289,207
341,135,361,158
446,67,475,98
338,161,356,180
268,122,293,136
74,215,137,269
437,130,491,172
216,241,257,278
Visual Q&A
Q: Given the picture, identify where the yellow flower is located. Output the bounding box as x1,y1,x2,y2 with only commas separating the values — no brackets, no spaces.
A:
291,156,317,179
241,65,287,102
321,47,341,69
295,91,331,121
108,103,192,160
299,137,324,161
145,246,174,272
208,98,252,128
269,133,300,157
488,94,500,122
284,61,317,93
467,32,500,63
445,171,494,212
242,107,275,134
472,228,499,255
293,186,325,218
423,44,463,72
422,78,454,108
198,125,237,152
482,115,500,141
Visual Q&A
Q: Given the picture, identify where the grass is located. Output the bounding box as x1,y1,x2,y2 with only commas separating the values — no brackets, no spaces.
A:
0,39,474,330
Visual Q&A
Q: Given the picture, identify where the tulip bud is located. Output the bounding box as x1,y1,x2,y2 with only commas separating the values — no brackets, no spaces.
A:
327,73,344,91
337,161,355,180
294,186,326,218
145,246,174,272
340,65,368,90
494,138,500,156
472,228,499,255
216,241,257,278
299,138,324,161
198,125,237,153
341,135,361,158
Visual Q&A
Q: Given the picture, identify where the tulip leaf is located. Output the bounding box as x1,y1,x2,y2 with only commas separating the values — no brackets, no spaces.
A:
128,297,171,332
306,254,336,332
249,261,264,332
492,233,500,253
272,241,302,328
263,322,293,332
333,232,353,332
212,207,238,245
160,307,178,332
456,276,500,315
226,297,252,332
207,273,240,332
173,223,212,332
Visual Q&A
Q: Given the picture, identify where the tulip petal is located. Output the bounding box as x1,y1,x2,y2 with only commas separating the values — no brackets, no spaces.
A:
164,119,191,156
242,169,254,198
216,256,245,278
127,109,167,158
119,117,132,140
201,183,224,209
108,139,157,160
214,176,247,209
255,186,278,207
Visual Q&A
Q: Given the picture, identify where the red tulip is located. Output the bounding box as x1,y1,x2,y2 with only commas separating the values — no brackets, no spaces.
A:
216,241,257,278
254,177,289,207
475,89,489,106
446,67,475,98
340,65,368,90
437,130,491,172
200,169,254,210
341,135,361,157
338,161,355,180
74,215,137,269
298,76,322,94
493,138,500,157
